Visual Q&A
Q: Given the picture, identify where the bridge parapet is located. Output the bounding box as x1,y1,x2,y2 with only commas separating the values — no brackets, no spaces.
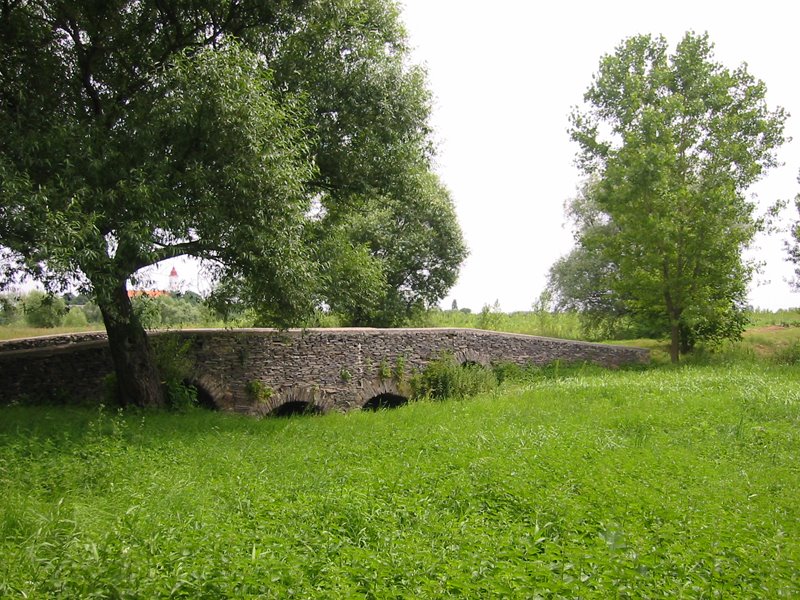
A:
0,328,648,412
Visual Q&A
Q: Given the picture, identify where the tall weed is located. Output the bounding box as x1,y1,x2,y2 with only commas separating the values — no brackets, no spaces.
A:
414,354,497,400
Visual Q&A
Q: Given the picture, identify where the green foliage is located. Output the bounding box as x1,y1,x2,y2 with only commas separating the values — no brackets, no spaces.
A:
477,300,502,330
22,291,65,328
491,361,525,385
569,32,787,362
773,340,800,365
415,354,497,400
62,306,88,327
1,364,798,596
130,294,216,329
0,294,20,325
321,171,468,327
162,379,198,412
378,358,392,381
339,368,352,383
80,302,103,324
246,380,274,406
546,178,634,338
150,336,197,411
746,307,800,328
157,295,210,326
393,355,406,382
131,296,162,330
785,172,800,283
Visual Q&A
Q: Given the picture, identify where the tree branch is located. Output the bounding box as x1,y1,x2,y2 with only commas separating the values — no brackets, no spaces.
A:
62,17,103,117
131,239,215,272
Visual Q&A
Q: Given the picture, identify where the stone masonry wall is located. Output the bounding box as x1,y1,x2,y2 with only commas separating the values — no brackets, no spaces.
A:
0,328,648,413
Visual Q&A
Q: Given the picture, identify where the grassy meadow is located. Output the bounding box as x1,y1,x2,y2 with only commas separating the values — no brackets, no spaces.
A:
2,310,800,596
2,360,799,597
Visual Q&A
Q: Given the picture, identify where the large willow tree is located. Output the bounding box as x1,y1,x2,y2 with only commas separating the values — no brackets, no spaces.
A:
0,1,466,406
569,32,786,362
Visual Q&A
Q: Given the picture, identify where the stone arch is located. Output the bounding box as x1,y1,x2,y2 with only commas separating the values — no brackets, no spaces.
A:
360,378,409,411
185,373,230,410
269,401,323,417
262,385,330,417
362,392,408,411
453,348,491,367
183,379,217,410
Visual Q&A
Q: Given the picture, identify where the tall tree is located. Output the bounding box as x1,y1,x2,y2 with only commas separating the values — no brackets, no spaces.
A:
785,172,800,286
569,32,786,361
547,178,624,330
319,169,467,326
0,0,464,406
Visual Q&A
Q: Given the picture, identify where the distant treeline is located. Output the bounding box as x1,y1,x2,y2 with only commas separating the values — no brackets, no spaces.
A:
0,290,217,329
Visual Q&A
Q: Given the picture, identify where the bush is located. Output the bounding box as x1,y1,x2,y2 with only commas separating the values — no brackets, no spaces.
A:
158,295,206,325
774,341,800,365
131,296,162,329
151,336,198,410
0,294,21,325
477,302,502,330
492,361,525,384
81,302,103,323
63,306,89,327
163,379,198,412
415,354,497,400
22,291,65,328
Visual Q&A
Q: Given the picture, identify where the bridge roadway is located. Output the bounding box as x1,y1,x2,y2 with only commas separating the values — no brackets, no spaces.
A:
0,328,648,414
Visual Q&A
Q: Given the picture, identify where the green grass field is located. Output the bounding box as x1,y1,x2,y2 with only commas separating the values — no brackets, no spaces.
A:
2,363,798,597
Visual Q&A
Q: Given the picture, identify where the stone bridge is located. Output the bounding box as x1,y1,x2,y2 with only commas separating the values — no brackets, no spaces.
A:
0,328,648,414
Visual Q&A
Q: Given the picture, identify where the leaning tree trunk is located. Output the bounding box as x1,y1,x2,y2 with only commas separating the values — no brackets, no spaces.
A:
98,281,165,408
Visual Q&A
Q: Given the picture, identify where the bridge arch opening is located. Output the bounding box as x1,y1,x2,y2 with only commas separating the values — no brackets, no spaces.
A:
363,393,408,411
270,400,322,417
182,379,218,410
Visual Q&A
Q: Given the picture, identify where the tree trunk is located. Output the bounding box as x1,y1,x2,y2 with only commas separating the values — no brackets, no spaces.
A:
679,324,694,355
98,281,165,408
669,321,681,364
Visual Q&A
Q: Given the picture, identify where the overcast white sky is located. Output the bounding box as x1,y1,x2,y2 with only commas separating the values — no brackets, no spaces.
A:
396,0,800,312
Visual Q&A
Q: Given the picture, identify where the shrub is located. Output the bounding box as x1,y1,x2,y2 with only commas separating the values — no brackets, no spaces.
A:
81,302,103,323
0,294,21,325
774,341,800,365
416,354,497,400
22,291,65,328
477,301,502,330
158,295,206,325
378,359,391,380
132,296,162,329
164,379,198,412
246,380,274,405
63,306,89,327
151,336,198,410
492,361,525,384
